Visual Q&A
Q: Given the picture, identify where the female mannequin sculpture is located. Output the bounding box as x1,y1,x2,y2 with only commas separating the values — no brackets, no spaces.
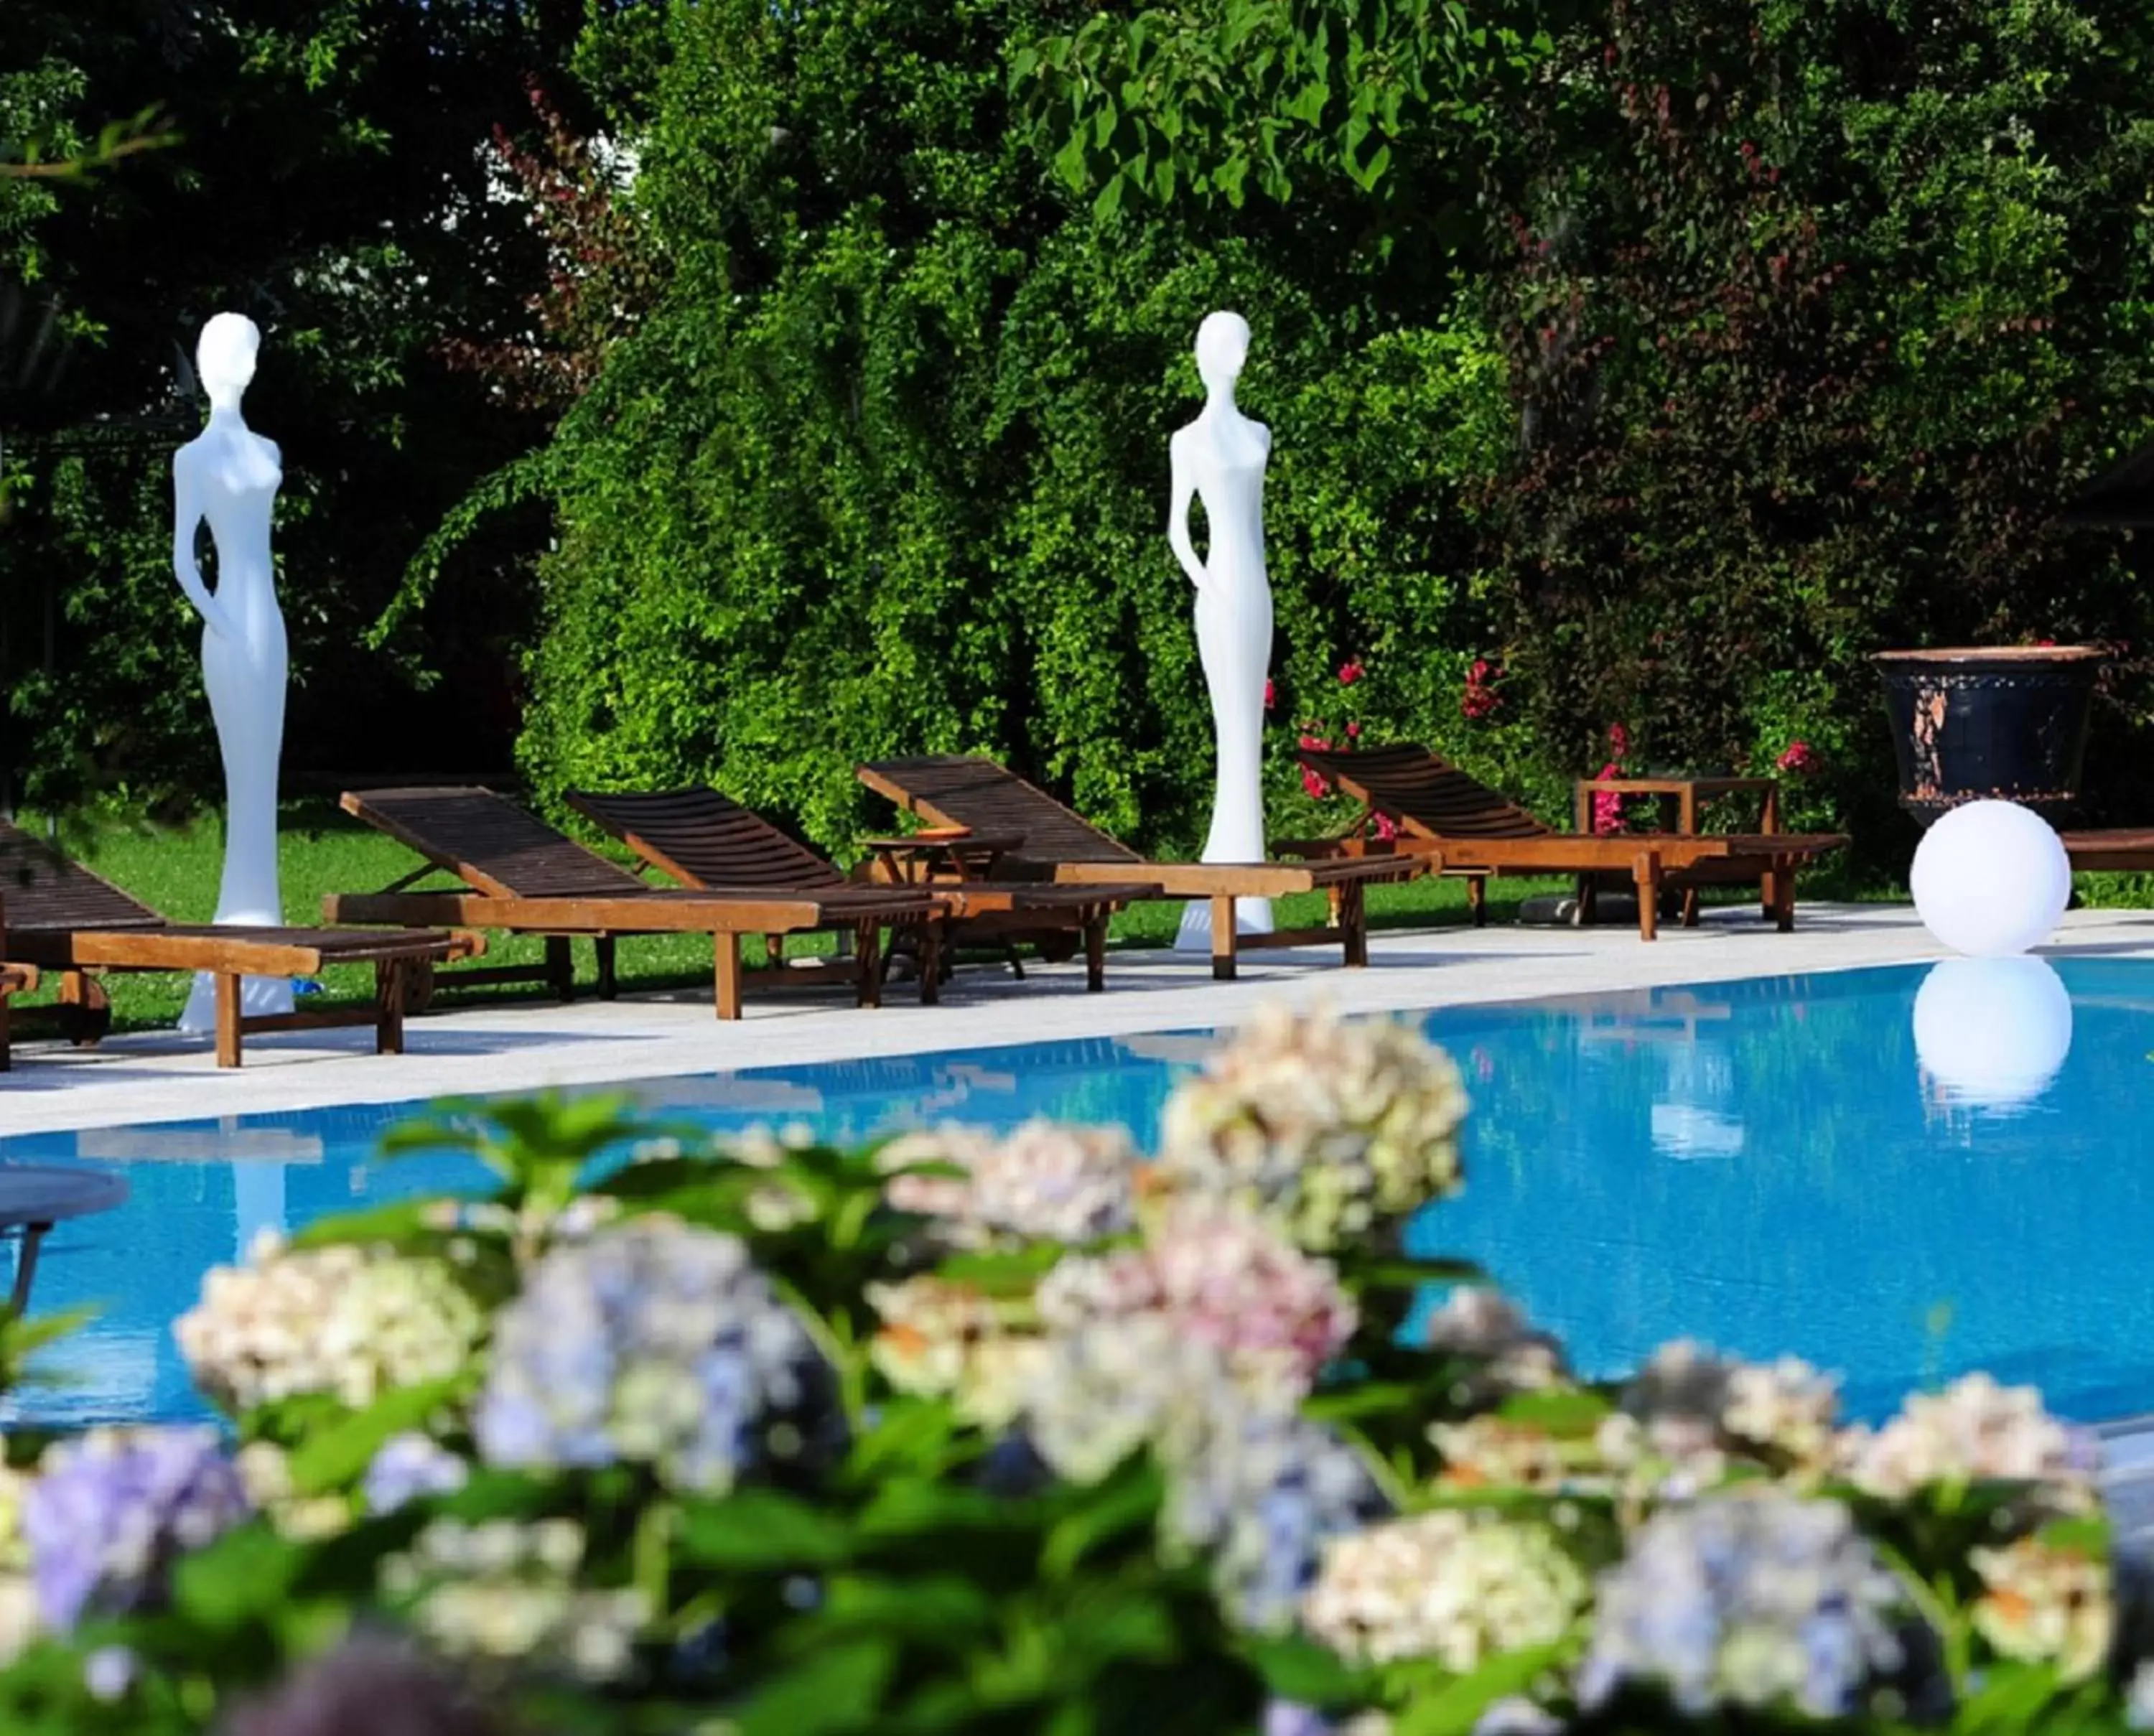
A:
1168,309,1274,947
172,312,294,1032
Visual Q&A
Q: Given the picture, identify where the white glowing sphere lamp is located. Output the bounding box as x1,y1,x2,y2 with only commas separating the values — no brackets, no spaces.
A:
1909,799,2070,957
1912,956,2073,1112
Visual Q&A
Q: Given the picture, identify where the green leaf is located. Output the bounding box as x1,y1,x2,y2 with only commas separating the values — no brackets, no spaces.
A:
172,1523,304,1631
1244,1633,1371,1704
1041,1461,1164,1579
286,1376,465,1495
731,1638,896,1736
1392,1641,1568,1736
676,1488,856,1569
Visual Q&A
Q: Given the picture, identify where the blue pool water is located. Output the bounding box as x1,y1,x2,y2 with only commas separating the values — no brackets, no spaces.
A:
2,958,2151,1427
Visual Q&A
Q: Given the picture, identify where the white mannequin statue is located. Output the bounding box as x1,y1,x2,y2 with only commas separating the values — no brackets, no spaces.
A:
1170,309,1274,948
172,312,294,1032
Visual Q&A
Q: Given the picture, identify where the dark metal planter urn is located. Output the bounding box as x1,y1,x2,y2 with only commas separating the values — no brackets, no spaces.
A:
1872,645,2104,827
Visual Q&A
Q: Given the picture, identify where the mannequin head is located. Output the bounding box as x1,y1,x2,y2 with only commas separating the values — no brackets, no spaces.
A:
1194,310,1250,397
197,313,260,412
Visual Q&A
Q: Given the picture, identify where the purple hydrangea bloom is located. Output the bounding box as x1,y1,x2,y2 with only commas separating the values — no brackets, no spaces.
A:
363,1434,470,1516
473,1218,840,1494
24,1427,252,1630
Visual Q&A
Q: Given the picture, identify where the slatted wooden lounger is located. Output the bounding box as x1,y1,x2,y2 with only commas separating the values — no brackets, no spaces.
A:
564,786,1161,994
848,756,1426,980
2060,830,2154,873
325,786,947,1019
0,895,35,1073
0,820,471,1068
1293,743,1849,941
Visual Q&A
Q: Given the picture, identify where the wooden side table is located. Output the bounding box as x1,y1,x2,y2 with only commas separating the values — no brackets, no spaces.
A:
1571,775,1783,926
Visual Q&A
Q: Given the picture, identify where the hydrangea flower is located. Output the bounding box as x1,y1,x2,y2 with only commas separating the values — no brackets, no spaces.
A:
1302,1508,1590,1669
235,1442,351,1541
1036,1199,1356,1395
176,1233,485,1412
865,1275,1043,1429
473,1216,839,1494
364,1434,472,1516
1015,1315,1381,1631
879,1119,1138,1249
1837,1373,2097,1506
0,1462,42,1664
381,1518,645,1682
1422,1287,1570,1400
1157,1004,1468,1251
1593,1342,1840,1498
23,1427,252,1630
1969,1534,2112,1682
1577,1490,1916,1720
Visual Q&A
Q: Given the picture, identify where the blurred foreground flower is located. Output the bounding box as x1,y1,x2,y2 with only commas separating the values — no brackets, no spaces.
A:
1837,1373,2097,1507
1577,1490,1916,1720
382,1518,645,1683
1969,1534,2112,1681
222,1633,509,1736
1159,1004,1468,1251
177,1235,484,1413
475,1216,841,1493
879,1119,1137,1249
1038,1198,1355,1394
1302,1508,1588,1669
24,1427,251,1630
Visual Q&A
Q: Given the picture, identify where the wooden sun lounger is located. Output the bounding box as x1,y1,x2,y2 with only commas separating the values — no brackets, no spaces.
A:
565,787,1160,994
852,755,1425,979
325,787,946,1018
2061,830,2154,873
1295,744,1848,942
0,821,471,1068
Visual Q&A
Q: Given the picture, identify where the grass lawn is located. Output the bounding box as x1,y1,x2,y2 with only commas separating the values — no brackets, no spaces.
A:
9,800,2148,1034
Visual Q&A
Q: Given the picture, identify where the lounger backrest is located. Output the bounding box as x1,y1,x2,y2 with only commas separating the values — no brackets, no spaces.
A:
0,820,167,933
856,755,1144,865
565,788,847,892
342,787,648,899
1300,744,1553,841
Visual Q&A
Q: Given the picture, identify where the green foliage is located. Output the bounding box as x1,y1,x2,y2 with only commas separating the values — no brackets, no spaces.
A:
0,0,579,812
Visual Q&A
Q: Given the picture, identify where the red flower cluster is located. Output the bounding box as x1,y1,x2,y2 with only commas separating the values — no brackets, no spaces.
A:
1338,660,1366,687
1264,679,1277,711
1590,724,1632,834
1462,658,1503,721
1298,729,1333,801
1776,739,1821,775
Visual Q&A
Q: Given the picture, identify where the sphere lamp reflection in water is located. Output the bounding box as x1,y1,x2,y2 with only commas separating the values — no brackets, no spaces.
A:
1911,955,2074,1114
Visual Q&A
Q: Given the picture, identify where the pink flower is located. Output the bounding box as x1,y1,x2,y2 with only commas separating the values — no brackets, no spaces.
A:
1608,722,1631,758
1264,679,1277,710
1302,767,1331,801
1345,721,1361,740
1297,732,1332,752
1776,739,1821,775
1591,761,1627,835
1338,661,1366,686
1373,813,1398,842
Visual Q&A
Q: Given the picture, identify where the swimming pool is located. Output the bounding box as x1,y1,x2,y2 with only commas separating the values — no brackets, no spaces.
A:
4,957,2150,1427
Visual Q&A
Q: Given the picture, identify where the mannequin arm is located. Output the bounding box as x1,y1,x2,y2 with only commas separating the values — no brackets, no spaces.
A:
1166,444,1207,591
171,455,236,643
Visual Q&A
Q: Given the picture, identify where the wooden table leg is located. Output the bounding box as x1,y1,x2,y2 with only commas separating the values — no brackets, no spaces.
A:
916,922,942,1006
1085,911,1107,992
714,937,744,1021
855,919,885,1009
375,958,407,1055
1632,854,1661,942
595,935,618,1001
215,973,243,1067
58,971,111,1047
544,935,576,1002
1466,876,1486,928
1211,894,1237,981
1341,879,1369,968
